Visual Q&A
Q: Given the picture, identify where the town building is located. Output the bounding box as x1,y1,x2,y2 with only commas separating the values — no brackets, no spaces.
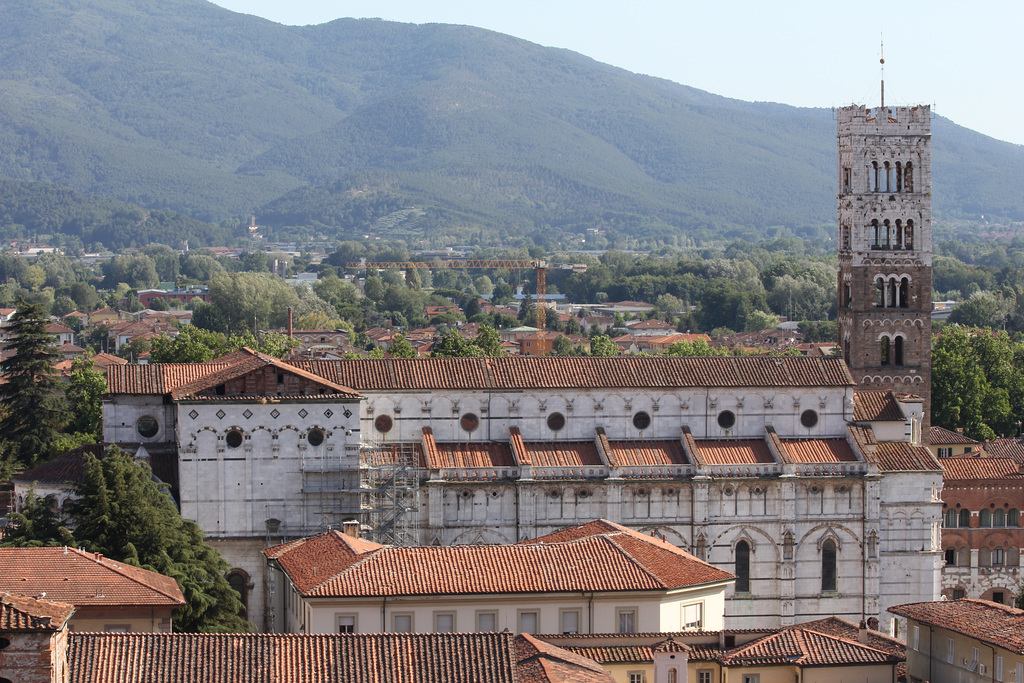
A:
890,599,1024,683
264,520,734,635
929,426,979,458
0,593,73,683
0,547,185,632
836,105,933,428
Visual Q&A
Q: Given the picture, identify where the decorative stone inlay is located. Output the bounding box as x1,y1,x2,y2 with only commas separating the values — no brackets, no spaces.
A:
342,408,352,418
216,409,226,420
270,409,280,419
189,409,199,420
298,409,308,419
243,409,253,419
324,409,333,418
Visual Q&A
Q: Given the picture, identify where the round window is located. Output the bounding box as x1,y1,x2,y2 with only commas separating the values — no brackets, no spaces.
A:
374,414,394,433
800,409,819,428
546,412,566,431
717,410,736,429
632,411,652,430
460,413,480,432
136,416,159,439
226,430,243,449
307,428,325,447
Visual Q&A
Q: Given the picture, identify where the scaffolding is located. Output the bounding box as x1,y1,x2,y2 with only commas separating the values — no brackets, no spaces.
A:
360,441,421,546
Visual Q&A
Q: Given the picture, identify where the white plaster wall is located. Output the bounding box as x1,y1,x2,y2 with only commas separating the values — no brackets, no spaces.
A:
102,396,176,444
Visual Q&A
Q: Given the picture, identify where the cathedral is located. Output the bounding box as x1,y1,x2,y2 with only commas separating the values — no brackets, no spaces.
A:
96,104,939,634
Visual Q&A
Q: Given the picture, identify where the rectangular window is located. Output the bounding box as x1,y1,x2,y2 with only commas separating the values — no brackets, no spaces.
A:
519,611,538,634
947,638,955,663
560,609,580,634
698,671,713,683
434,612,455,633
476,611,497,632
997,656,1004,681
953,589,966,600
629,673,646,683
337,615,356,633
682,602,703,630
617,608,636,633
392,613,412,632
938,447,952,457
743,675,760,683
969,647,979,672
912,625,920,650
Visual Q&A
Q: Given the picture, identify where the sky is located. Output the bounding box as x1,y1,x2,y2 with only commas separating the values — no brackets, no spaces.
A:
209,1,1023,146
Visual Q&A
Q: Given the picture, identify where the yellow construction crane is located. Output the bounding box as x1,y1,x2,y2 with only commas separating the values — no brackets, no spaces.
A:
347,259,586,334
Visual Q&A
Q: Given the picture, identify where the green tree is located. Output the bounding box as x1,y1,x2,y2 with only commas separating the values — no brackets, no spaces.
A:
207,272,301,334
473,325,506,356
0,490,75,548
66,449,250,633
590,335,620,357
665,339,729,357
552,335,573,356
65,358,107,439
0,300,66,470
150,326,229,363
389,334,417,358
431,330,484,358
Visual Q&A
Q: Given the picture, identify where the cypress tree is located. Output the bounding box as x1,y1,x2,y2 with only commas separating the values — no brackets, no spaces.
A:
0,299,66,471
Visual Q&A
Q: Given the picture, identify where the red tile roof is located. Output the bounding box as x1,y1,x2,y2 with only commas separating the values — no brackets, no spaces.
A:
941,457,1023,480
0,547,185,608
11,443,105,487
985,438,1024,463
522,441,603,468
929,426,979,445
869,442,942,472
67,632,557,683
853,391,905,421
105,362,230,394
721,628,901,666
603,440,689,467
267,519,733,599
791,616,906,657
421,428,516,469
291,356,855,391
693,440,775,466
516,633,615,683
781,439,858,463
889,600,1024,654
0,592,75,631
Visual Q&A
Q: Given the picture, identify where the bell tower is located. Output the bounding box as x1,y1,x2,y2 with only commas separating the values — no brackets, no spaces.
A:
836,104,932,428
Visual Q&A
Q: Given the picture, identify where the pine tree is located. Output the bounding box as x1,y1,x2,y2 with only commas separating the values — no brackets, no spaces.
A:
67,448,251,633
0,300,66,470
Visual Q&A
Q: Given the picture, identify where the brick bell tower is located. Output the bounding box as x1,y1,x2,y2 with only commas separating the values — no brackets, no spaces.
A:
837,104,932,430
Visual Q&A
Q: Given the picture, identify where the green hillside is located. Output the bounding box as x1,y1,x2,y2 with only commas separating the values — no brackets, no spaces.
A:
0,0,1022,246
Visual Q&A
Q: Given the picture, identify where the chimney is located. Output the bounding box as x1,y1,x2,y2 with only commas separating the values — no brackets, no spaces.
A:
342,520,361,539
858,619,869,644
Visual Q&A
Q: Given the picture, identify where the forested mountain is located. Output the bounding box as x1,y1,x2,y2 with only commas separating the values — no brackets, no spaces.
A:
1,0,1022,247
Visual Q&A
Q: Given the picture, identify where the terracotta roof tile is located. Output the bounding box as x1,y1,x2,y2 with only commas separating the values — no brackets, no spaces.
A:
561,644,656,663
869,442,942,472
421,428,516,469
270,519,733,598
889,599,1024,654
929,426,979,446
781,439,858,463
941,457,1023,480
0,547,185,607
721,628,901,666
0,592,75,631
67,632,527,683
853,391,905,421
603,440,689,467
791,616,906,657
985,438,1024,463
694,440,775,465
516,633,615,683
523,441,603,468
290,357,854,391
104,362,230,394
11,443,105,486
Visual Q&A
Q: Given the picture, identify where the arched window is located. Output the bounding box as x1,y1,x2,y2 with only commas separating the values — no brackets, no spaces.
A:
735,540,751,593
895,220,904,248
880,337,890,366
895,162,903,192
994,508,1006,527
883,220,892,248
884,161,894,192
875,280,885,307
905,220,914,249
1009,509,1020,526
821,539,838,592
980,509,992,527
872,220,881,248
887,278,898,308
227,570,250,620
872,161,880,192
899,278,910,308
694,534,707,560
894,337,904,366
783,531,794,560
944,509,957,528
959,509,971,528
844,283,852,308
945,548,956,565
904,163,914,192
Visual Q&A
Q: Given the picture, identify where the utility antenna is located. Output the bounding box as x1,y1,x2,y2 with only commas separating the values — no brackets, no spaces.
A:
879,36,885,108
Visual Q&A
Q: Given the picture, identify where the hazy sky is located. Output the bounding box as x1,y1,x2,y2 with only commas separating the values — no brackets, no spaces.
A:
210,1,1023,146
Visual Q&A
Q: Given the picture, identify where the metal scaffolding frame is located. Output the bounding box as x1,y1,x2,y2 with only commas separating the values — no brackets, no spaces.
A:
360,440,420,546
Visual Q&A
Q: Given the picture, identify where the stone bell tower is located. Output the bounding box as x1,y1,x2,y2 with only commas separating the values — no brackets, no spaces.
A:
836,104,932,430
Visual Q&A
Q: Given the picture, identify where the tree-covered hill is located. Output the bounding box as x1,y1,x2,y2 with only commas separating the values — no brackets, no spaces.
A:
1,0,1022,245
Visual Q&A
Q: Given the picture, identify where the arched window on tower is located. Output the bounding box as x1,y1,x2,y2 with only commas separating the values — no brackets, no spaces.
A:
887,278,898,308
895,162,903,192
884,161,894,192
905,220,914,249
899,278,910,308
883,220,892,248
735,540,751,593
960,509,971,528
871,220,881,248
904,163,914,192
872,161,880,192
844,283,852,308
895,220,904,249
880,337,891,366
894,336,905,366
875,280,885,308
822,539,838,592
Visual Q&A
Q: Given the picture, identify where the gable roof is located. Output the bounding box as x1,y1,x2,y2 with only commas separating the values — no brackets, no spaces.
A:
853,391,905,422
516,633,615,683
867,442,942,473
720,628,901,666
942,457,1023,481
985,438,1024,463
11,443,105,487
929,426,979,446
0,547,185,608
0,592,75,632
792,616,906,657
267,519,733,599
889,600,1024,654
